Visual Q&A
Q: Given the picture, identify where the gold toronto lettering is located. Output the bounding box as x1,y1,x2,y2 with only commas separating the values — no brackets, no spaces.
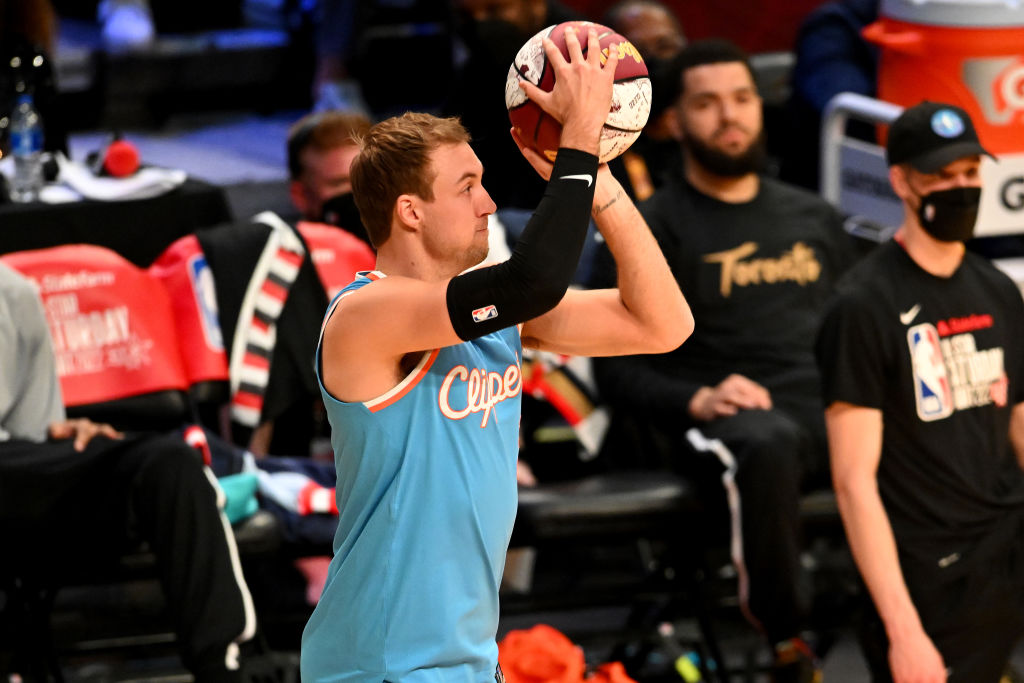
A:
702,241,822,297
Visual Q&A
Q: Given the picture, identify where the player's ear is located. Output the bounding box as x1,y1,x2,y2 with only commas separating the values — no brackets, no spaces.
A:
395,194,422,231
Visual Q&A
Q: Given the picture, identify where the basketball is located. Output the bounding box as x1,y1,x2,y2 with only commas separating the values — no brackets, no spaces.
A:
505,21,652,164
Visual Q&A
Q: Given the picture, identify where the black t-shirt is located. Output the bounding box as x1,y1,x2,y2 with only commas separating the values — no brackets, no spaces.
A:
591,172,854,421
818,240,1024,576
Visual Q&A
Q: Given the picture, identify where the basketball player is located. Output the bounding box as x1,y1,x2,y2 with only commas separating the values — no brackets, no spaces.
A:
819,101,1024,682
300,27,693,682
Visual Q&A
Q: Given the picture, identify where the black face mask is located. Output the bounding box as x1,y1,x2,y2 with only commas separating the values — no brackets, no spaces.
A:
915,186,982,243
320,192,371,247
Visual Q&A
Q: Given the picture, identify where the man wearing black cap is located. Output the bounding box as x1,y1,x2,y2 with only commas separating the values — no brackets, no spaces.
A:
817,101,1024,682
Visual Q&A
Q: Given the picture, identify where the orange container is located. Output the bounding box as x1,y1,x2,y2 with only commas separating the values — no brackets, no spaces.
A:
864,3,1024,154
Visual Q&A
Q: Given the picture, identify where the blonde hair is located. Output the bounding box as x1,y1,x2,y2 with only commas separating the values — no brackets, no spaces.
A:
350,112,470,247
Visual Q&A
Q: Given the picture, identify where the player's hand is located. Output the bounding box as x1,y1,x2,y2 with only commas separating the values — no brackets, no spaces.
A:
511,127,612,181
519,26,616,154
510,127,554,180
49,418,124,452
889,627,948,683
688,374,772,421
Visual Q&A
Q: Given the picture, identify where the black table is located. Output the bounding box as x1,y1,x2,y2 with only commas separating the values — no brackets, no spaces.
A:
0,178,233,267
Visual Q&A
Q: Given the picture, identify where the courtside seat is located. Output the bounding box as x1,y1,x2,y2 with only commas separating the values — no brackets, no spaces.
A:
1,245,193,433
148,233,232,421
513,470,698,544
507,470,727,682
0,244,285,681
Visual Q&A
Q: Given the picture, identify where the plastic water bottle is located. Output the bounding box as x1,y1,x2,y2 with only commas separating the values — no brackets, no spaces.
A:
9,94,44,203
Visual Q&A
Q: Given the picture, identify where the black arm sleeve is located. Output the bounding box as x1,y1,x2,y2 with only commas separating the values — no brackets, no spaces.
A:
446,148,599,341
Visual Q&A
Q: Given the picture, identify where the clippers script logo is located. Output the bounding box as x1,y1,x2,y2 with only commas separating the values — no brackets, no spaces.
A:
472,305,498,323
907,323,953,422
964,56,1024,125
439,362,522,428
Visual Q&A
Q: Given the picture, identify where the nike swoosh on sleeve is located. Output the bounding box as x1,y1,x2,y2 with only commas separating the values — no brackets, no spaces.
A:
559,174,593,187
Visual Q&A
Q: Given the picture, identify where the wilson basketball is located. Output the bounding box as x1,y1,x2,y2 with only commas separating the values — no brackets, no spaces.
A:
505,21,652,164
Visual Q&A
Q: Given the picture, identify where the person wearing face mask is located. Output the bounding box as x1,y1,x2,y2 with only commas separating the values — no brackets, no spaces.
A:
287,109,375,247
151,111,378,458
817,100,1024,683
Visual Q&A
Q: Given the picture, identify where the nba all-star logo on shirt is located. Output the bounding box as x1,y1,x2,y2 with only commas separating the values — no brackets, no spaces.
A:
908,315,1006,422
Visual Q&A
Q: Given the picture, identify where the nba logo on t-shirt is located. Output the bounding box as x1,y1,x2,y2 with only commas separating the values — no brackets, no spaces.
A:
472,305,498,323
907,323,954,421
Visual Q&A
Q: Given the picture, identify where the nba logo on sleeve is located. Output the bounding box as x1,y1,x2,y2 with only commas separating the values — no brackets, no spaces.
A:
907,323,953,421
472,305,498,323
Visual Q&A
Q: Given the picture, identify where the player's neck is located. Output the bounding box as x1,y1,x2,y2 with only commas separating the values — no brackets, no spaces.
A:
375,245,463,282
685,162,759,203
897,221,966,278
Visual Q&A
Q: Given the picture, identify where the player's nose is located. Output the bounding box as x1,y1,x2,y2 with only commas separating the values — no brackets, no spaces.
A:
479,188,497,216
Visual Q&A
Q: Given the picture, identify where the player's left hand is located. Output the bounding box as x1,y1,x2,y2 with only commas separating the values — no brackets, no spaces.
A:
511,127,554,180
49,418,124,452
510,127,610,181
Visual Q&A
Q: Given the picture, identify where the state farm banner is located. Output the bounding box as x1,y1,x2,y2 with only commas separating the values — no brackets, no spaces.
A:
1,245,189,407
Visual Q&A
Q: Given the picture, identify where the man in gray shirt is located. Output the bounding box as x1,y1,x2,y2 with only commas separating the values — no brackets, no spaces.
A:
0,262,256,682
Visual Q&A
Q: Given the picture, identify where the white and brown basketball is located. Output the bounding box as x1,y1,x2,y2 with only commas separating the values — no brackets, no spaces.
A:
505,21,652,164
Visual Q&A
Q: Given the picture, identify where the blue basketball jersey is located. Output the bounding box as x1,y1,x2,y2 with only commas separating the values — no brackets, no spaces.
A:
301,271,522,683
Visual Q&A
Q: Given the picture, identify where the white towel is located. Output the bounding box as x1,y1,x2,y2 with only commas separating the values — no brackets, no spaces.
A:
55,152,187,201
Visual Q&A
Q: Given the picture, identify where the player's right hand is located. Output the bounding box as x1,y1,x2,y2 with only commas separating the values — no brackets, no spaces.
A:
688,373,772,421
518,26,616,155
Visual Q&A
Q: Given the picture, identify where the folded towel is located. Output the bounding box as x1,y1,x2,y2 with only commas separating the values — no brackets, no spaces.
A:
55,152,187,201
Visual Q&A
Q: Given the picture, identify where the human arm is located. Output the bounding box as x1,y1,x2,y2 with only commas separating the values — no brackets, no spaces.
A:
0,264,122,450
1010,402,1024,471
519,163,693,356
825,401,947,683
816,275,947,682
321,28,615,401
0,264,64,442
